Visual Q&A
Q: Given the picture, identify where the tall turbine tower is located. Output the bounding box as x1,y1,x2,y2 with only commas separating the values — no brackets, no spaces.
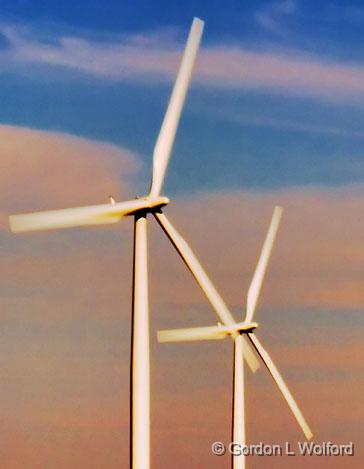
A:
158,207,313,469
9,17,261,468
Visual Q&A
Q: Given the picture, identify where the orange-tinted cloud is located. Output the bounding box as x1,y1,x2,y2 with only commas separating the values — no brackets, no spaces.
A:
0,124,140,217
0,126,362,467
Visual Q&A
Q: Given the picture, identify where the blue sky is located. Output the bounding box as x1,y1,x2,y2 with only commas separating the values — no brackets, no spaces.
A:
1,1,364,195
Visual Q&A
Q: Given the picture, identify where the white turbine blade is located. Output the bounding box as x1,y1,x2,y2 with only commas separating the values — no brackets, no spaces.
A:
10,205,120,232
248,333,313,440
149,18,204,197
9,197,168,233
158,322,257,343
154,212,235,325
158,325,228,343
245,206,282,323
153,211,260,373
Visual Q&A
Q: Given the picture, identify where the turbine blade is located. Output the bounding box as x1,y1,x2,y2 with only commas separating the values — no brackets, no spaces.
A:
9,198,166,233
248,333,313,440
149,18,204,197
153,211,260,372
10,205,120,232
158,325,228,343
154,212,235,325
245,206,282,322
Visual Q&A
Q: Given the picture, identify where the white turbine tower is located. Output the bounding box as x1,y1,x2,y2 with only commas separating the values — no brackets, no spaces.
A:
8,17,261,469
158,206,313,469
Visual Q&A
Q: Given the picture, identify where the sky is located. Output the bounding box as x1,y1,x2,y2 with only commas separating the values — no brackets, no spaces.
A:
0,1,363,468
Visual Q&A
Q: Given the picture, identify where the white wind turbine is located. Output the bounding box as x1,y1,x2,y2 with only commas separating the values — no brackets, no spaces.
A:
158,206,313,469
8,17,261,469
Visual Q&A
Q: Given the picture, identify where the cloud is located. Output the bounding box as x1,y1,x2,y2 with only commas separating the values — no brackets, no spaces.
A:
256,0,297,33
3,24,364,102
201,105,364,140
0,24,180,81
197,47,364,101
0,124,140,216
0,125,363,466
0,123,141,320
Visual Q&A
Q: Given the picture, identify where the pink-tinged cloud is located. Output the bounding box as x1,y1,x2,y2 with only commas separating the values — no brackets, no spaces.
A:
0,124,140,220
0,128,362,467
0,124,139,319
3,25,364,101
197,48,364,99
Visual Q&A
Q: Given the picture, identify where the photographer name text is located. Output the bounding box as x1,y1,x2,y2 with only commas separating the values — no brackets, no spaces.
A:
211,441,354,457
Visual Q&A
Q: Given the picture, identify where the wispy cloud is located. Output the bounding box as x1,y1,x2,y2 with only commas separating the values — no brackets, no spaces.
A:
3,24,364,102
200,108,364,140
255,0,297,34
0,24,180,81
198,47,364,101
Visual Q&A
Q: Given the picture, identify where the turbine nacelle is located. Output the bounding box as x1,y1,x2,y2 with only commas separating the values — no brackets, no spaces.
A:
226,320,258,334
129,196,170,214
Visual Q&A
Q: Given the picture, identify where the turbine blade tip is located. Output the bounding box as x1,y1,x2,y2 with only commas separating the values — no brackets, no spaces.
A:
157,331,167,343
9,216,24,233
193,17,205,26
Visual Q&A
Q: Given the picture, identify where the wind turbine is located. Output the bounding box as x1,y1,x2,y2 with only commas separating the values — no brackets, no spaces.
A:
158,206,313,469
8,17,261,469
